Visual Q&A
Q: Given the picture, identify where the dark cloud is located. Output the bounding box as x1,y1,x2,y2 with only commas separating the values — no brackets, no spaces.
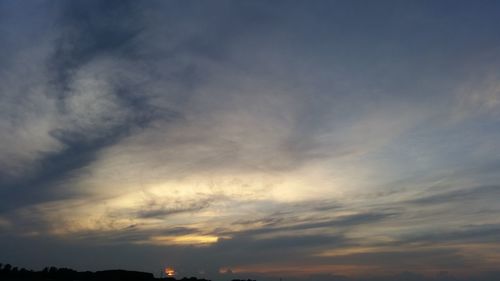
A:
218,234,344,251
226,212,395,237
233,217,285,227
0,126,134,212
409,185,500,205
0,0,173,212
400,223,500,245
322,248,467,268
137,199,212,219
210,233,348,266
48,0,143,94
66,226,203,245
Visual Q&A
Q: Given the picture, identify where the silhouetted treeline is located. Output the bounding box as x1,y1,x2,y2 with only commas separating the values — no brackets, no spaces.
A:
0,263,215,281
158,277,210,281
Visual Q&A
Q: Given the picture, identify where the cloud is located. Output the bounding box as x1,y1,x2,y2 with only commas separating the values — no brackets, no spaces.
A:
2,1,500,279
0,0,174,211
224,212,395,238
136,198,213,219
409,185,500,206
452,65,500,120
400,224,500,245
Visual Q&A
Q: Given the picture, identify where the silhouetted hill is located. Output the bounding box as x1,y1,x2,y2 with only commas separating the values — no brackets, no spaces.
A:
95,270,154,281
0,263,212,281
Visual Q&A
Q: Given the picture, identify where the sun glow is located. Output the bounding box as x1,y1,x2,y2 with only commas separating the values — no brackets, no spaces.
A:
165,267,176,277
151,234,219,246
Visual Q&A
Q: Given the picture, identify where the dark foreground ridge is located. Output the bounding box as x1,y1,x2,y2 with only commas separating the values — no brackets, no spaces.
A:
0,263,255,281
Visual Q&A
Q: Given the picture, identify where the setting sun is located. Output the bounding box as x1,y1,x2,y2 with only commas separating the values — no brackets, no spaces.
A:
164,267,175,277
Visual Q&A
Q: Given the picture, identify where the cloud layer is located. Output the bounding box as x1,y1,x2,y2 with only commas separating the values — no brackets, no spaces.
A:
1,1,500,280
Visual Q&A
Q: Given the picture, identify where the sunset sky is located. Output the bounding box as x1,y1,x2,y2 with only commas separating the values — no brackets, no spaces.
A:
1,1,500,280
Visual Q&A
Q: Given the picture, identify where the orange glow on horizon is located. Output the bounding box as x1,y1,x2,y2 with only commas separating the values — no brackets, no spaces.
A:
165,267,176,277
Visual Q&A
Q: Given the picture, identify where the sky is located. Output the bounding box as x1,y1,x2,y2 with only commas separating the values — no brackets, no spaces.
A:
1,1,500,280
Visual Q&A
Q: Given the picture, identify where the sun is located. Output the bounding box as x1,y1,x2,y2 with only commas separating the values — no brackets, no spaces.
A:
165,267,176,277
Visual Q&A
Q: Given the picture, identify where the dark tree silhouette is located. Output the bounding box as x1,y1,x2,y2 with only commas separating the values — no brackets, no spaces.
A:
0,262,228,281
